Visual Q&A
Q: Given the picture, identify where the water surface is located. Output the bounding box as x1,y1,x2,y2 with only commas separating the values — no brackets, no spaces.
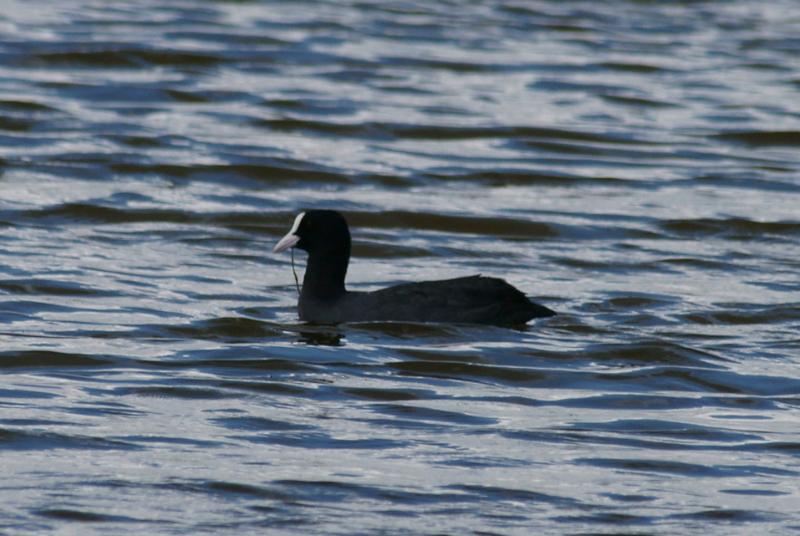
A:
1,1,800,534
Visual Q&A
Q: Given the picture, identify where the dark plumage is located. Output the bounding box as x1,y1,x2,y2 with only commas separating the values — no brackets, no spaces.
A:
273,210,555,325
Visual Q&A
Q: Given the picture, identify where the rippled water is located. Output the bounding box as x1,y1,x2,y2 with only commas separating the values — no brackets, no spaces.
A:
2,0,800,533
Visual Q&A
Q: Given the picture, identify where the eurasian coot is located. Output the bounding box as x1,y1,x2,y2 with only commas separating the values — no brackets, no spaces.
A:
273,210,555,325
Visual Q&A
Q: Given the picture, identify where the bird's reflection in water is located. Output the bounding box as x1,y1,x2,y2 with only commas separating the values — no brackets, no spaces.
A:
295,328,344,346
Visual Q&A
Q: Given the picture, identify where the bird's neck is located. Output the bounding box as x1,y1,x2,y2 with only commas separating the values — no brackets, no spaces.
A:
301,248,348,301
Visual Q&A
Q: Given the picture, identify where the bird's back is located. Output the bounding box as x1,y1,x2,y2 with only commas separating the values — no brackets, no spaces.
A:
323,275,555,325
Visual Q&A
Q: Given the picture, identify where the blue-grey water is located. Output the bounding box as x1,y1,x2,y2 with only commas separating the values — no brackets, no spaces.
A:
1,1,799,533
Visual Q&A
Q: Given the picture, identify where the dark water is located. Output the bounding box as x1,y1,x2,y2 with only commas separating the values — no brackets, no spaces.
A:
2,0,800,533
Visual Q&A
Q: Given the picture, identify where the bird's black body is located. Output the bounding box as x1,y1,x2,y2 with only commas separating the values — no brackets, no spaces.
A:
273,210,555,325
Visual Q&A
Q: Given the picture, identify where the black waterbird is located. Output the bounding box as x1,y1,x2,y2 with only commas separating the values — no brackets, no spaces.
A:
273,210,555,325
